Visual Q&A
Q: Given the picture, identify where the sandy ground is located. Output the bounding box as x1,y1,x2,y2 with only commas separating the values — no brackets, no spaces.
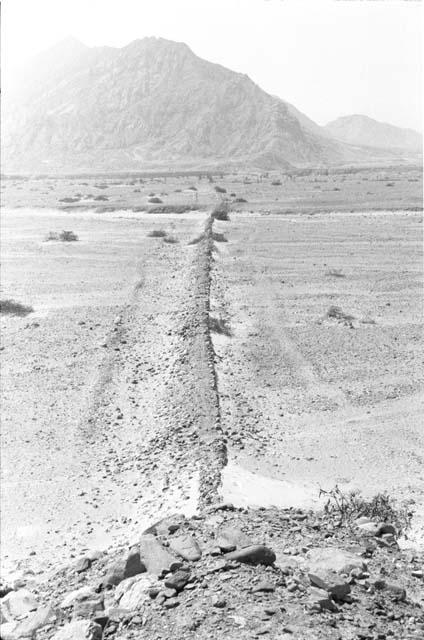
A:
1,187,423,582
211,211,423,539
1,207,220,575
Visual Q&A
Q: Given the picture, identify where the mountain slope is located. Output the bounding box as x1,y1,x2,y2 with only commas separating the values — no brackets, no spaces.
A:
2,37,348,173
325,114,422,152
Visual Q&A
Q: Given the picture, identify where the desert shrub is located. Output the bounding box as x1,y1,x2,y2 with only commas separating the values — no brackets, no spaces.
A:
188,233,205,245
0,299,33,316
147,205,201,214
209,316,231,337
212,202,229,221
326,305,355,326
187,186,197,191
212,232,227,243
147,229,167,238
360,316,376,325
325,269,345,278
59,230,79,242
45,231,60,241
234,197,247,203
319,486,411,533
175,189,182,193
386,182,395,187
148,197,163,204
271,180,282,186
230,192,236,197
94,195,108,201
163,235,179,244
214,186,226,194
94,184,108,189
58,197,80,203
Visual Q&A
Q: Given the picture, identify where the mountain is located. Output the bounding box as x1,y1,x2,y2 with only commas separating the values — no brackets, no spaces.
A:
325,115,422,152
1,38,415,173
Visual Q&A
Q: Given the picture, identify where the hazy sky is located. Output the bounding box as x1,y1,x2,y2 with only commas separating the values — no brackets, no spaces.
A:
2,0,422,131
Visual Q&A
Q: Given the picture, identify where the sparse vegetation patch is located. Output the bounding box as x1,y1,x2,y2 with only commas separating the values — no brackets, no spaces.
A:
45,230,79,242
147,229,167,238
211,202,230,221
0,299,34,316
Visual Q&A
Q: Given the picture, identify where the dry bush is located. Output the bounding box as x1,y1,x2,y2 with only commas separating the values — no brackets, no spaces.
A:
188,233,205,245
148,197,163,204
147,229,167,238
212,232,227,243
59,230,78,241
214,186,226,194
212,202,229,221
271,180,282,186
163,235,179,244
0,299,34,316
234,197,247,203
147,205,200,214
187,186,197,191
325,268,346,278
319,486,411,534
209,316,231,336
326,305,355,326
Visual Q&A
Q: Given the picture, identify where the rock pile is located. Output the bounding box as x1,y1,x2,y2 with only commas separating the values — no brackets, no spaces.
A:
1,504,423,639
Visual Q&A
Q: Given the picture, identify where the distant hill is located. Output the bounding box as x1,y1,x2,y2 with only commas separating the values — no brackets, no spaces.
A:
325,114,422,152
1,38,418,173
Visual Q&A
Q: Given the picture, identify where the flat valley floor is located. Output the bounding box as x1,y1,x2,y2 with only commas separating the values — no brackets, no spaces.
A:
1,170,423,578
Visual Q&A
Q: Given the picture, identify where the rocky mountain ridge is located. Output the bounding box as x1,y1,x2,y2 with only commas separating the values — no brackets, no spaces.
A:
325,114,422,152
2,37,420,173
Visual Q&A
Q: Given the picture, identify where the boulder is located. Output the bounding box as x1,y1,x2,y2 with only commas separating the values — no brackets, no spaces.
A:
1,589,38,621
72,598,104,620
164,569,190,592
216,526,252,550
139,535,182,576
306,547,366,575
52,620,102,640
169,535,202,561
12,606,55,637
75,558,91,574
60,587,96,609
115,575,160,610
308,573,351,600
105,546,145,586
224,545,276,566
309,587,339,613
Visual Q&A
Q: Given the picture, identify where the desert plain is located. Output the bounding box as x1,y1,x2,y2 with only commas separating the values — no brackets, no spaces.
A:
1,165,423,639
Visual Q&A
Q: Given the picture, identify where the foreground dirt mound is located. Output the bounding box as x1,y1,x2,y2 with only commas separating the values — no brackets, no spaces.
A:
2,504,423,640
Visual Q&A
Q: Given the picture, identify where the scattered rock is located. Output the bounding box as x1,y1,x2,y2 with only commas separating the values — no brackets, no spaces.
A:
307,547,366,575
309,587,339,613
72,597,104,620
52,620,102,640
372,580,406,601
308,573,351,600
75,557,91,573
211,596,226,608
224,545,276,566
252,581,275,593
164,569,190,592
105,546,145,586
60,587,96,609
169,534,202,561
115,575,160,610
1,589,38,621
7,606,55,638
139,535,181,576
